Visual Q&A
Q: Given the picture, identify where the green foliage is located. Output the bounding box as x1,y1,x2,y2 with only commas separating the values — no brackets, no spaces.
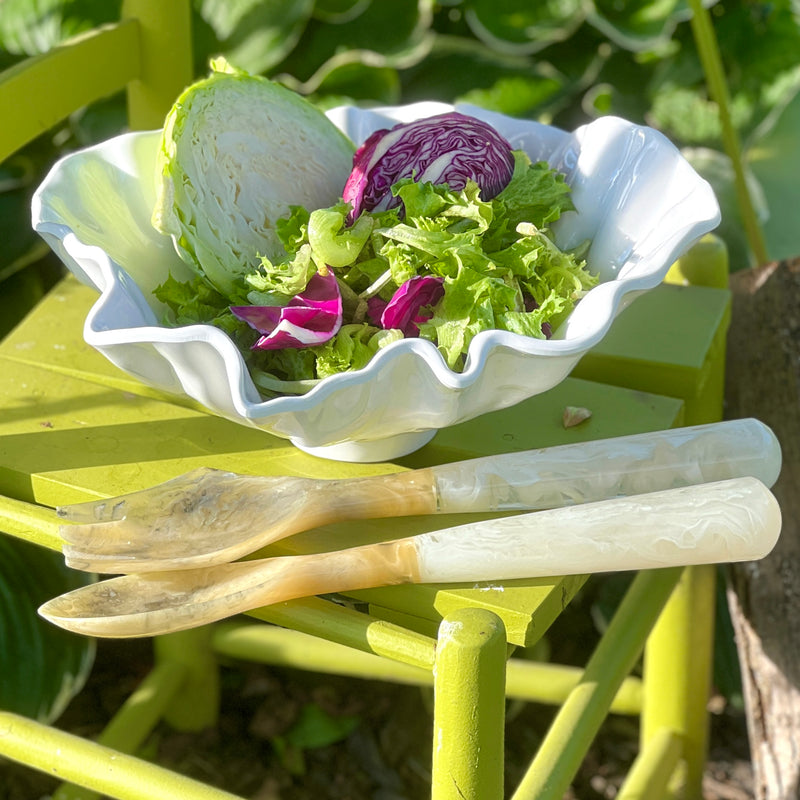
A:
0,0,120,58
270,703,360,775
2,0,800,273
0,537,95,722
192,0,316,75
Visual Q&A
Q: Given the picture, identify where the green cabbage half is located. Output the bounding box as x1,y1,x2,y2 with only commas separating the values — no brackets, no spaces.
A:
152,59,355,297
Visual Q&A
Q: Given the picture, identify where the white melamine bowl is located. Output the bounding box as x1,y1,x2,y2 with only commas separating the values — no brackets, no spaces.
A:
32,103,719,461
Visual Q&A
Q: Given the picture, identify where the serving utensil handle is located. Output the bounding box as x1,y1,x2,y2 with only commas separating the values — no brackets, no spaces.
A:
413,477,781,584
429,418,780,514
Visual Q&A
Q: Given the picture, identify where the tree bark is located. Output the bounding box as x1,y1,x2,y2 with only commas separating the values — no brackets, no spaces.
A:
725,258,800,800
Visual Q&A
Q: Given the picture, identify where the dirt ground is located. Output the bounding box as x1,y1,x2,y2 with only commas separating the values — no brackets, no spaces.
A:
1,626,755,800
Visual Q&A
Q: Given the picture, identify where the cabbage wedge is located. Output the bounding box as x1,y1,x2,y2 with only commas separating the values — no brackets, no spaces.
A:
152,60,355,296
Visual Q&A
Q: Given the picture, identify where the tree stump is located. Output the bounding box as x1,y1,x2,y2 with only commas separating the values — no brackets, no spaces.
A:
725,258,800,800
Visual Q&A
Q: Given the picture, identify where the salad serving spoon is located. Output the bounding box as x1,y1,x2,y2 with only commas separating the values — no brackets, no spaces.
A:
40,476,782,639
58,418,781,573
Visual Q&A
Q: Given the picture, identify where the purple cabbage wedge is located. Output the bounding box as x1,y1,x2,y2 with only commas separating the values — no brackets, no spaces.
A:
231,271,342,350
343,112,515,219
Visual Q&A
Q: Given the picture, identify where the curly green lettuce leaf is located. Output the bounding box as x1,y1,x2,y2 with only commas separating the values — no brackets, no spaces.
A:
498,291,566,338
418,263,519,368
245,244,318,305
489,151,576,247
314,323,403,379
154,274,235,325
276,205,311,256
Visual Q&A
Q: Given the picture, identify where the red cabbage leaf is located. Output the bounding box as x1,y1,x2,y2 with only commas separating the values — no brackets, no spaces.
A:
343,111,515,219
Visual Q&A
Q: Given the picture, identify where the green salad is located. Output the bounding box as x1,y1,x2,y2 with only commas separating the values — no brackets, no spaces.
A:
151,62,597,395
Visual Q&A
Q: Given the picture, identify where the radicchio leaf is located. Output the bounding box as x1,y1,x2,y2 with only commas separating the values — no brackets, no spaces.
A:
367,275,445,337
231,270,342,349
343,112,515,219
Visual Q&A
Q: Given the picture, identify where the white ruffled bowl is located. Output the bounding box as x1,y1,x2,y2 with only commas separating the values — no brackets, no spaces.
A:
32,103,720,462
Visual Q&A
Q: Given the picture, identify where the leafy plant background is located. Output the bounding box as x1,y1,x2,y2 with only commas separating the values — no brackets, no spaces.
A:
2,0,799,286
0,536,95,723
0,0,798,739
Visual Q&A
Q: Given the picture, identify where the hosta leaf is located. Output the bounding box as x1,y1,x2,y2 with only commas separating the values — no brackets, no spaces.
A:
307,62,401,104
312,0,372,24
0,0,119,56
0,536,95,723
458,74,562,118
272,0,433,85
747,83,800,262
463,0,587,55
712,0,800,92
195,0,315,75
587,0,716,52
402,34,573,115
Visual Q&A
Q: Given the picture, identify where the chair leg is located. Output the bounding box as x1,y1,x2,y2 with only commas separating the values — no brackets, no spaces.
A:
51,658,188,800
153,628,220,732
617,727,683,799
511,568,683,800
48,629,219,800
120,0,192,129
431,608,507,800
0,711,243,800
641,564,716,800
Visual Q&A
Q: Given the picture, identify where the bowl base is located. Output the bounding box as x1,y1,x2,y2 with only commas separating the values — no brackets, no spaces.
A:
292,429,437,463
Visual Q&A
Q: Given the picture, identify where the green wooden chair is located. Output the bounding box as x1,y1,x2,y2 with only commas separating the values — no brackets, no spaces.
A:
0,3,737,798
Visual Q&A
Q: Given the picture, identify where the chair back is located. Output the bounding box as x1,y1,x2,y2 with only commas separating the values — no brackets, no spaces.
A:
0,0,192,163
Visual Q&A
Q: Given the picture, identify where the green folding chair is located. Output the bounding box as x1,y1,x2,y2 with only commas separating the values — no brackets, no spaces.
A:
0,3,741,798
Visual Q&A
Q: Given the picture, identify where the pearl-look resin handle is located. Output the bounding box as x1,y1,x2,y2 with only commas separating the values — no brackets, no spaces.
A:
38,476,781,638
432,418,781,514
415,477,781,583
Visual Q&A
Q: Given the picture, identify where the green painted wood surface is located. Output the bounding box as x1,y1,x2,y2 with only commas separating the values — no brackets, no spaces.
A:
0,272,687,647
511,568,684,800
246,596,437,672
642,564,717,799
617,728,683,800
0,0,191,163
0,23,139,164
51,661,189,800
346,575,589,649
211,621,644,714
431,608,507,800
120,0,193,131
573,283,731,425
0,493,62,551
0,711,244,800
